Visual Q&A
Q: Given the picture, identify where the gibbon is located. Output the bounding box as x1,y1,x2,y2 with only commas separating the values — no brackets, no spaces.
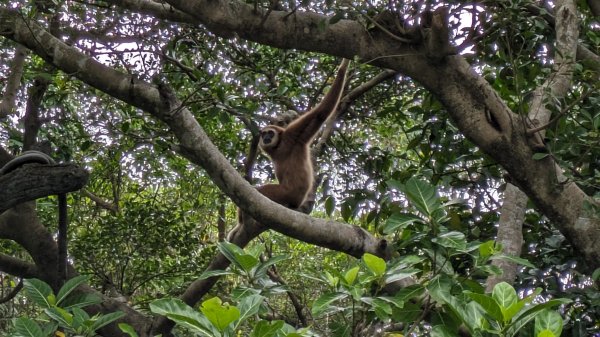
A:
252,59,350,210
230,59,349,242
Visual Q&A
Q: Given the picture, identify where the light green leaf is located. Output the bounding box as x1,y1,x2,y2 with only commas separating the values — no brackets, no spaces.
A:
535,309,563,337
363,253,386,276
478,240,496,258
344,266,359,285
492,282,518,311
219,242,259,272
200,297,240,332
118,323,140,337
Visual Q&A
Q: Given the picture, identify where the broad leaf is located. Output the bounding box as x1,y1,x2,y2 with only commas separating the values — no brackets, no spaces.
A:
13,317,44,337
56,275,91,305
23,279,54,308
200,297,240,332
363,253,386,276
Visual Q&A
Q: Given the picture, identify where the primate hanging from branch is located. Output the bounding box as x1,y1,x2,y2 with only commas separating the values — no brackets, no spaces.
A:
230,58,350,240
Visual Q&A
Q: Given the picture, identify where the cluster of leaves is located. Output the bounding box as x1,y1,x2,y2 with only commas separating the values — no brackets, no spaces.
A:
8,276,123,337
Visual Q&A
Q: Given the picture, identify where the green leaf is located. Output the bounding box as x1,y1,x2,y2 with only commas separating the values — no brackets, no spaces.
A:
90,311,126,332
150,298,216,336
200,297,240,332
465,291,504,322
384,268,419,284
490,254,535,268
492,282,518,311
532,152,550,160
343,266,359,285
506,299,572,337
537,330,555,337
312,292,347,316
403,178,441,217
44,307,73,327
119,323,140,337
23,279,54,308
478,240,496,257
324,195,335,216
382,213,424,234
13,317,44,337
219,242,259,272
254,255,289,279
59,292,102,309
198,269,235,280
235,295,264,329
534,309,563,337
250,320,285,337
56,275,90,306
363,253,386,276
432,231,466,250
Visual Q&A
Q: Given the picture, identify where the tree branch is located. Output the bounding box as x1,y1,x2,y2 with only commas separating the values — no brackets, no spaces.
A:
0,45,27,118
0,164,89,213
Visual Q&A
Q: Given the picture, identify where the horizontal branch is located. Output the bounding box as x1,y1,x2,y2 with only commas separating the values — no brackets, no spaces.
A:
0,164,89,213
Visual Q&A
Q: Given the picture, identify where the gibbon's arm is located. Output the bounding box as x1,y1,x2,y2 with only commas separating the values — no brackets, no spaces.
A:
285,59,350,144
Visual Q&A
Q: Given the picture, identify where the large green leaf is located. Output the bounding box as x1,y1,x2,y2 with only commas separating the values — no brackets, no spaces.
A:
506,299,572,337
535,309,563,337
12,317,44,337
363,253,386,276
23,279,54,309
219,241,259,272
200,297,240,332
382,213,424,234
234,294,264,329
465,291,503,322
150,298,216,336
44,307,73,327
311,292,347,316
432,231,466,250
90,311,126,332
56,275,91,306
402,178,441,217
492,282,518,311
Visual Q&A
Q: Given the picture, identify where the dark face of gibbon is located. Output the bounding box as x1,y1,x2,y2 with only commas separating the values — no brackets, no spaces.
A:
259,126,283,152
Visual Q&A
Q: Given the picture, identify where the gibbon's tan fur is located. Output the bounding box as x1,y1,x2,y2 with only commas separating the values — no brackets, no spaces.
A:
255,58,350,209
230,59,349,241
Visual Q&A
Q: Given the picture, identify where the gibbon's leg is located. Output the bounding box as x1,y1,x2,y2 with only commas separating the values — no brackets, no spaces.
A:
256,183,305,209
229,183,300,243
0,151,68,290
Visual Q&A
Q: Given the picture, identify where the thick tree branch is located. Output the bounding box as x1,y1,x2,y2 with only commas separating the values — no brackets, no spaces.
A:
487,0,581,290
0,254,37,278
0,44,27,118
0,164,89,213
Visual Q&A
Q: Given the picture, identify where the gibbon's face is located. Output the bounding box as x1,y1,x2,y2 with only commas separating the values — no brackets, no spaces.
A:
259,126,282,151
